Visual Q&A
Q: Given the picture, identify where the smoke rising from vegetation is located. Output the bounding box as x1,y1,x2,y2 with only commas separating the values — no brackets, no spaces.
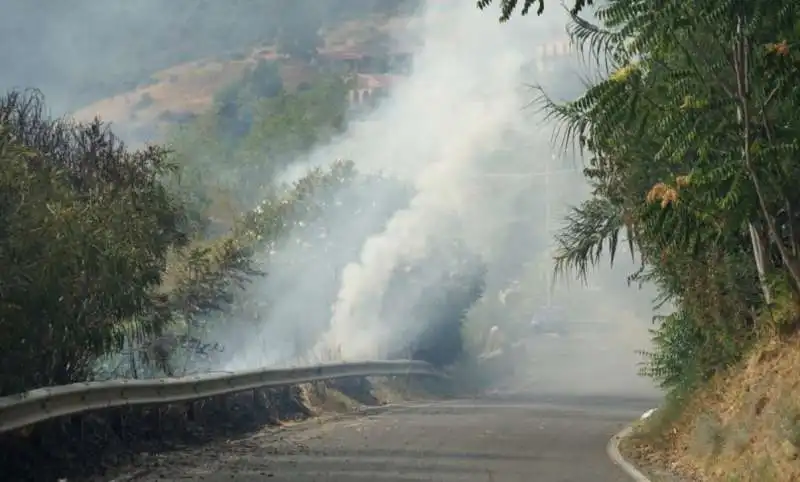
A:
313,5,530,360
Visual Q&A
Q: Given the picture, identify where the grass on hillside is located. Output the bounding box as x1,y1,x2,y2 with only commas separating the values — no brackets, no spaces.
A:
621,328,800,482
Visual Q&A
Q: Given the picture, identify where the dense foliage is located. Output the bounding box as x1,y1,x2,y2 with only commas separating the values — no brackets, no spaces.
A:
508,0,800,395
0,90,266,392
0,91,185,393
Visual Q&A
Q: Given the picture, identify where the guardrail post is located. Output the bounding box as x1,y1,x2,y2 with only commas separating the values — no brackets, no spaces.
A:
117,408,127,443
212,394,228,414
78,415,86,444
253,388,265,413
156,405,163,437
187,401,197,423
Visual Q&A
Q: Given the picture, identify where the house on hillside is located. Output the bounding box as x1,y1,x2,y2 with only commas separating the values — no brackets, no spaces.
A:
522,39,576,75
315,41,414,109
347,73,402,107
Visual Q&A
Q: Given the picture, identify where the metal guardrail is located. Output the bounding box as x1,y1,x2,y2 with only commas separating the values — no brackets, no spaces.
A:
0,360,443,434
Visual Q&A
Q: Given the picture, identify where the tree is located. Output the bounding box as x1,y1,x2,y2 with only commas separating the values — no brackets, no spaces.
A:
526,0,800,391
213,59,285,140
247,60,285,99
240,73,348,172
0,89,273,387
0,91,188,394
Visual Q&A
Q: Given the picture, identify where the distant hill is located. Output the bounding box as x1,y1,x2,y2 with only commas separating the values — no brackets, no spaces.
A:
69,14,420,144
0,0,420,115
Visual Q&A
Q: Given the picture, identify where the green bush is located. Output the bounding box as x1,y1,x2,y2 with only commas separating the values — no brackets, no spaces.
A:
0,90,188,394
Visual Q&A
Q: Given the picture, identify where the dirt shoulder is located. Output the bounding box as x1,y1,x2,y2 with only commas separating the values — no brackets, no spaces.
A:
618,336,800,482
87,409,377,481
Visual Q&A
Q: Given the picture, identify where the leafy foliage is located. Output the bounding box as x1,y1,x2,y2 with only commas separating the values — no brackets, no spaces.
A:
0,90,189,394
214,60,285,140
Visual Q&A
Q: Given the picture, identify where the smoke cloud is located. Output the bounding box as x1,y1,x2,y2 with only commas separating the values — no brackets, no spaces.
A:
316,8,530,360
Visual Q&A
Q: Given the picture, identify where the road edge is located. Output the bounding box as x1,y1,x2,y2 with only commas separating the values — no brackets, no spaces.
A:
607,423,652,481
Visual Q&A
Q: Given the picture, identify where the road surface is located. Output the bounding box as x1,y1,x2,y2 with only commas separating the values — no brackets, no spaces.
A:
118,392,658,482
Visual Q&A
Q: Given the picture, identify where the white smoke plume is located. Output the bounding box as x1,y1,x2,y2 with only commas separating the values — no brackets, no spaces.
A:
304,2,538,360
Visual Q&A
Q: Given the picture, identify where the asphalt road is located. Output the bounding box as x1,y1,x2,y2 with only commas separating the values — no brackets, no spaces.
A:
118,392,658,482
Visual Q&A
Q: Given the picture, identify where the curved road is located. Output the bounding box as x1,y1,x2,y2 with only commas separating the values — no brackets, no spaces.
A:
119,392,658,482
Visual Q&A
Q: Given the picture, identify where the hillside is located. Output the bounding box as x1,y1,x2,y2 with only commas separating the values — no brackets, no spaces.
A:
0,0,421,113
70,14,419,143
621,331,800,481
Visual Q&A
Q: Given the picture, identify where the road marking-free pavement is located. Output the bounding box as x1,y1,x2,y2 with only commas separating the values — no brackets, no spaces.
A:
123,392,658,482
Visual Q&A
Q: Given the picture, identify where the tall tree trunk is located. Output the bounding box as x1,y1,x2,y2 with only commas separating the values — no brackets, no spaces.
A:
734,19,800,297
748,221,771,303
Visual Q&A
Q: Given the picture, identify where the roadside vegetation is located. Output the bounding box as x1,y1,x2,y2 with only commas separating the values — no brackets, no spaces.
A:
484,0,800,479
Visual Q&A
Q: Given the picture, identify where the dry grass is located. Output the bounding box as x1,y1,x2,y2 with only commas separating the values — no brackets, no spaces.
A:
621,335,800,481
73,59,250,124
